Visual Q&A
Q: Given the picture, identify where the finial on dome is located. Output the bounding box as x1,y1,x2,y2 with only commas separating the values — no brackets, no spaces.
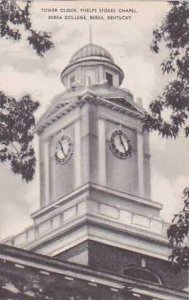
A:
89,25,93,44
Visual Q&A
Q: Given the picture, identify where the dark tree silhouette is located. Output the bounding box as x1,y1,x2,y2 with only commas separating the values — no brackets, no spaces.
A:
0,93,39,182
143,1,189,139
168,188,189,270
0,271,110,300
142,1,189,269
0,0,54,57
0,0,54,181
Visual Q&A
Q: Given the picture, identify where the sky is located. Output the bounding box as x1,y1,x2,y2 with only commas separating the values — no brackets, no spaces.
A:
0,1,189,239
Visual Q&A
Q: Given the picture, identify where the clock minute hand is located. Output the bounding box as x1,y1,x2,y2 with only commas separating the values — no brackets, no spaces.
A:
119,134,127,153
59,141,66,157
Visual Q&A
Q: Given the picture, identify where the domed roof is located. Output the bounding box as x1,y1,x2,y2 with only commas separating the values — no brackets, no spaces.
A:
70,44,114,63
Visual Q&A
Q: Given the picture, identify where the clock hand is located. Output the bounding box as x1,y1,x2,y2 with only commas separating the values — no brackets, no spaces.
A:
59,141,66,157
119,134,127,153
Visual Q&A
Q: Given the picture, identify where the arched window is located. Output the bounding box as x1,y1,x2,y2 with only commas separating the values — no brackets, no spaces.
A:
123,267,162,285
106,72,113,86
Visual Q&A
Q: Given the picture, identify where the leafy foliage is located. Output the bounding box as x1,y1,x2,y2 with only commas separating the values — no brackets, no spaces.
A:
142,1,189,138
167,188,189,270
0,271,110,300
0,92,39,181
142,1,189,270
0,0,54,181
0,0,54,56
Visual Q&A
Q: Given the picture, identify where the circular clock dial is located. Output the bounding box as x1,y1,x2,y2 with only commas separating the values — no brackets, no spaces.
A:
110,130,132,159
55,135,73,164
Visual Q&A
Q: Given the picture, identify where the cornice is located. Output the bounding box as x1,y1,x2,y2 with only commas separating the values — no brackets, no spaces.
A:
36,91,144,135
1,243,188,299
31,182,161,221
6,215,168,259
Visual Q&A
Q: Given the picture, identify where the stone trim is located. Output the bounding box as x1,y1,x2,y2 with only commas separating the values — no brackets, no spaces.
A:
36,92,143,134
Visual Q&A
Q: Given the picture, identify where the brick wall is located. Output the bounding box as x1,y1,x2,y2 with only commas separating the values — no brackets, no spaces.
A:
57,240,188,291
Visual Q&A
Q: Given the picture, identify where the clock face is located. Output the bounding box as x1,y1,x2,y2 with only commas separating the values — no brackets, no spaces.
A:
55,135,73,164
109,130,132,159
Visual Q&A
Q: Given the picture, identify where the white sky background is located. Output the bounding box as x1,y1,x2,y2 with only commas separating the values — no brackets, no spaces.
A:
0,1,189,239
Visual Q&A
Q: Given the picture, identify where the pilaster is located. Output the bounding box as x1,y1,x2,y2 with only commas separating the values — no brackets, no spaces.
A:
98,118,107,186
137,132,145,198
74,119,82,187
44,139,50,206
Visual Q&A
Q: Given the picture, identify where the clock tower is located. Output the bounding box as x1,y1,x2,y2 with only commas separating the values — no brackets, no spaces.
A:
27,43,165,263
3,42,188,297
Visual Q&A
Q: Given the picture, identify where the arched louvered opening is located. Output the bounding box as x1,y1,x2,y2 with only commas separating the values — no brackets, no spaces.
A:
123,267,162,285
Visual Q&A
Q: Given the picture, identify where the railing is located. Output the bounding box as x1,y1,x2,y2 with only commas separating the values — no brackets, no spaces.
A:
4,200,169,247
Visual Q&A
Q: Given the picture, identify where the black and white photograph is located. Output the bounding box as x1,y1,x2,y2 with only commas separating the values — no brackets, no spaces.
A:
0,0,189,299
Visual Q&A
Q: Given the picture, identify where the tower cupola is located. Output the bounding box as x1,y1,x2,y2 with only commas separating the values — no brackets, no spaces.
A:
61,44,124,88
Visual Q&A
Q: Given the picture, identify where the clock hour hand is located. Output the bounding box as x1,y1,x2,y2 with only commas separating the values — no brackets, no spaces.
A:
59,141,66,157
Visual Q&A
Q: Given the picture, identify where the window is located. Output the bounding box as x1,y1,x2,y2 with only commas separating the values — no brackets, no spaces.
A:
106,72,113,86
70,75,75,86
